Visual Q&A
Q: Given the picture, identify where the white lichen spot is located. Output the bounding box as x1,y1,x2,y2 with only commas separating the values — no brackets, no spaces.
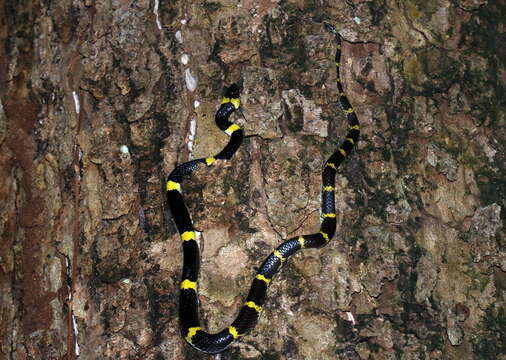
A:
184,69,197,92
353,16,361,24
72,314,80,355
188,117,197,153
175,30,183,43
119,145,129,154
180,54,189,65
181,19,187,25
121,278,131,284
72,91,80,114
346,311,356,325
153,0,162,30
194,100,200,108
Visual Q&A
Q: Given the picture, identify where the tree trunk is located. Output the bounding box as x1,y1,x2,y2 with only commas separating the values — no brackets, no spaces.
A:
0,0,504,359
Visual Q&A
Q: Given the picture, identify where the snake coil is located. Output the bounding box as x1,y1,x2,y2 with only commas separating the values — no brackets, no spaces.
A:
167,23,360,354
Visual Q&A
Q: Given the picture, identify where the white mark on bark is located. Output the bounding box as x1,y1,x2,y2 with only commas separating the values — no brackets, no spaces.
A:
194,100,200,108
188,117,197,154
175,30,183,43
153,0,162,30
119,145,129,154
181,54,190,65
72,314,80,355
346,311,356,325
72,91,80,114
353,17,361,24
184,69,197,92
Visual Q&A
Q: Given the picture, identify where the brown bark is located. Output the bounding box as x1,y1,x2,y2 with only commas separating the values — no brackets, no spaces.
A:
0,0,504,359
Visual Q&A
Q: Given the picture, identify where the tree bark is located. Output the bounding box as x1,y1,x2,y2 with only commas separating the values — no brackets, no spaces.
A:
0,0,504,359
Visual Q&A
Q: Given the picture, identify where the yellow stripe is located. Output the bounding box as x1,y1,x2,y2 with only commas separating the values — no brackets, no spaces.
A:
228,326,240,339
181,231,196,241
346,137,355,144
322,213,336,218
181,279,197,290
335,62,341,67
230,98,240,109
336,78,341,82
245,301,262,313
349,124,360,130
205,157,216,166
320,231,330,242
326,162,337,170
339,92,346,96
185,327,201,343
323,186,334,191
255,274,271,284
298,236,305,249
273,250,286,262
221,97,241,109
339,148,347,156
344,108,354,114
225,124,240,135
167,180,181,192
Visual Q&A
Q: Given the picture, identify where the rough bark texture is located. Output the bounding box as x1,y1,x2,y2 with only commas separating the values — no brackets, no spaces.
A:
0,0,504,359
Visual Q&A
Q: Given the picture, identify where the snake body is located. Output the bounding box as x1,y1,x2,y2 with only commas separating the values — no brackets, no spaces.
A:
167,23,360,354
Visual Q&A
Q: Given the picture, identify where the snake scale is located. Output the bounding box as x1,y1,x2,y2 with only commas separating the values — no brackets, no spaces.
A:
167,23,360,354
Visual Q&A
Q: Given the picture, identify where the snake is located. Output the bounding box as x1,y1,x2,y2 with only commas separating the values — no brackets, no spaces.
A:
166,23,360,354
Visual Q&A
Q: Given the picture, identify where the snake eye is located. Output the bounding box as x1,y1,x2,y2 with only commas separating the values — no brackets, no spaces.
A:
225,83,240,98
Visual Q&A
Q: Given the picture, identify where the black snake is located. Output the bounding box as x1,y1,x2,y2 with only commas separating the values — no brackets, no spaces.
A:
167,22,360,354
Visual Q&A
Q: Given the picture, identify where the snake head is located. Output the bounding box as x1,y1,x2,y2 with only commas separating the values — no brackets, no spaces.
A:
225,83,240,99
324,22,340,38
